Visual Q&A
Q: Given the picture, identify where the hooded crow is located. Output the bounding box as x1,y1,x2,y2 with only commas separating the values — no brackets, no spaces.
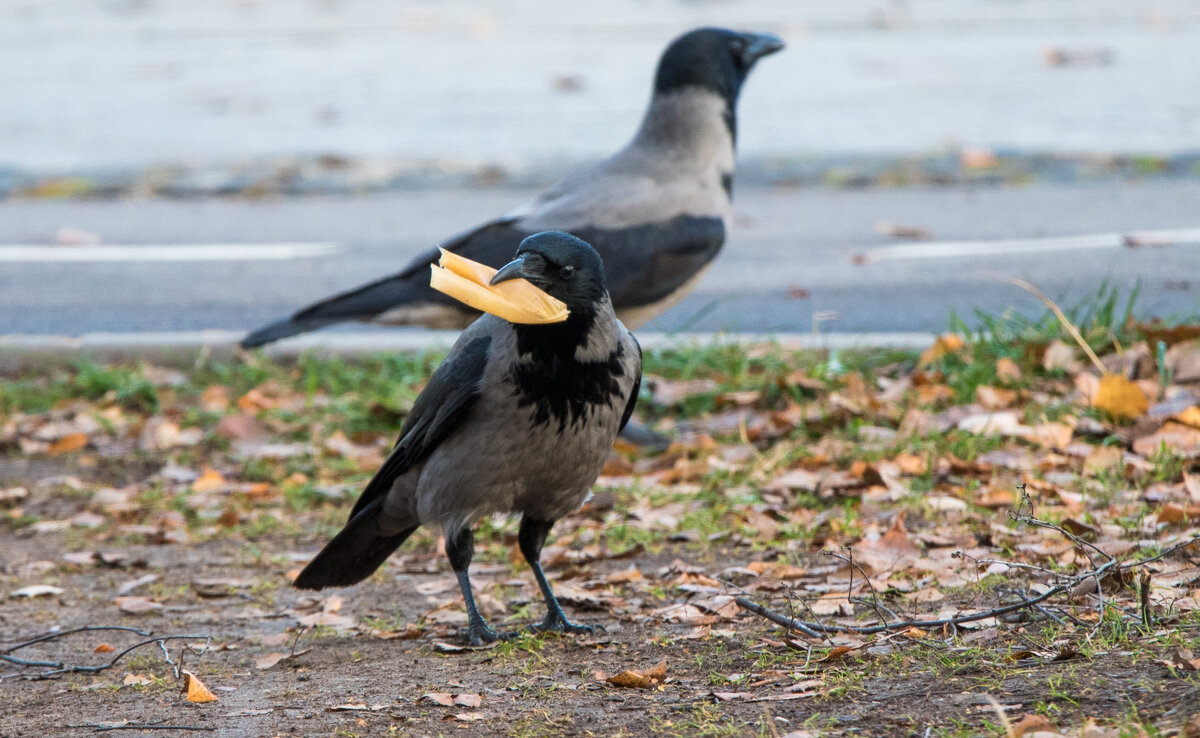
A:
293,231,642,645
241,27,783,348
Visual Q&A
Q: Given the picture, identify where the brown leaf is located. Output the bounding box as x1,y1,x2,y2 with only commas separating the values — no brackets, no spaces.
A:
372,625,423,640
975,385,1017,410
191,468,228,493
818,646,857,663
853,513,920,573
995,357,1022,380
1094,374,1148,419
114,596,162,614
94,643,115,653
200,385,230,412
123,673,153,686
1083,445,1123,475
453,694,483,708
918,334,965,366
255,648,311,670
183,671,218,703
47,432,88,455
215,413,268,442
420,693,456,706
1133,422,1200,458
1012,713,1055,737
605,659,666,689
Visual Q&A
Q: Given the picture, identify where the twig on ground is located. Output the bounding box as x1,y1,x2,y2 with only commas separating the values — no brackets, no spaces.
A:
1010,486,1113,565
828,547,894,630
68,720,214,732
1138,570,1153,629
0,626,211,680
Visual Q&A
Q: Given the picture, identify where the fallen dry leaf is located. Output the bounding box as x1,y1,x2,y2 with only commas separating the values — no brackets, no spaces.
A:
255,648,312,670
114,595,162,614
183,671,218,703
47,432,88,455
605,659,667,689
1093,374,1148,419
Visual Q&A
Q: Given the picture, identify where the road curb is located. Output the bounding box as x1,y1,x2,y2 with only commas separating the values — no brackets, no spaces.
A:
0,331,937,370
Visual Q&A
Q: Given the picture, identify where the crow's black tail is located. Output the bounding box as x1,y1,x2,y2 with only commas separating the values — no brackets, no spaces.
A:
293,499,418,590
240,317,341,349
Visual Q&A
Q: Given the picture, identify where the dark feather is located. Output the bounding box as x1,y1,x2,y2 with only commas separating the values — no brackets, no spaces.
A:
619,335,642,432
348,335,492,519
293,497,417,589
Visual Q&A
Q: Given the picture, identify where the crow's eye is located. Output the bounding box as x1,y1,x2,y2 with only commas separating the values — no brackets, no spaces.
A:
559,265,576,279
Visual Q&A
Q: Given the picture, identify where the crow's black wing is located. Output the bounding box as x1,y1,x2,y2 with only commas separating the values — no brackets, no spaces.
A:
347,334,492,520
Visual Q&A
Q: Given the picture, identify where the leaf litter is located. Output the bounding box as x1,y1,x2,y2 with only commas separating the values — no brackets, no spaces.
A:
3,317,1200,734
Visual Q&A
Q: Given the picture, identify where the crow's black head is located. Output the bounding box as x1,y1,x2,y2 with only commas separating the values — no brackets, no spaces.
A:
653,28,784,106
491,231,607,311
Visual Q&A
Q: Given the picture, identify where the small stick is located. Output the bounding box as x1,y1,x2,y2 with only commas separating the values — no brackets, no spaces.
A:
1138,570,1153,629
736,559,1118,636
827,548,894,629
68,721,214,732
2,625,150,654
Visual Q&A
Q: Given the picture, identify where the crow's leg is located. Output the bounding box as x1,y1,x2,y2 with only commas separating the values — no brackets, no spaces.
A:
518,516,598,635
446,526,498,645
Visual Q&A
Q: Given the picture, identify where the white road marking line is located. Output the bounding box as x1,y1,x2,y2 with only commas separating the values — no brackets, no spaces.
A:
861,227,1200,263
0,242,341,262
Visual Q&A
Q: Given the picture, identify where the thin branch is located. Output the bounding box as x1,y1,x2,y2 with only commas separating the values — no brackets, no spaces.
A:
827,548,894,629
68,721,214,732
736,559,1119,636
1010,487,1114,568
0,627,210,680
2,625,150,654
1120,534,1200,570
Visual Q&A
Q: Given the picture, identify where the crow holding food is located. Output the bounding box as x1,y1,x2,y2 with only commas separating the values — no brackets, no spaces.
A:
294,231,641,644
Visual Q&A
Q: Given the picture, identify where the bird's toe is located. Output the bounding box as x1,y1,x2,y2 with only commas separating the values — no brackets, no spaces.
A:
462,624,500,646
533,613,600,636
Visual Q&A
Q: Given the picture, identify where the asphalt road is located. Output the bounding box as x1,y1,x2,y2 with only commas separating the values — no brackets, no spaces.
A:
3,180,1199,338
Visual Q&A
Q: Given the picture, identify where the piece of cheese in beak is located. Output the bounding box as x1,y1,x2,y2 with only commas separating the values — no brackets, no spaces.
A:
429,249,569,324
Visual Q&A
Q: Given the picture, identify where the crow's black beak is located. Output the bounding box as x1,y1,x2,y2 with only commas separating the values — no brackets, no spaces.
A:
739,32,785,65
490,255,535,286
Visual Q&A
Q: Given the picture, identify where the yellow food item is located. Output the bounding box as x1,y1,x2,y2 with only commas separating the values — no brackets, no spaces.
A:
430,249,569,324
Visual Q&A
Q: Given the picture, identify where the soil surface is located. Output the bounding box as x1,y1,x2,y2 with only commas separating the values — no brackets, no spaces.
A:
2,457,1197,738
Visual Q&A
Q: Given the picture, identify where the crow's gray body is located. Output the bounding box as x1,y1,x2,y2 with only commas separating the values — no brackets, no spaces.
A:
376,306,639,538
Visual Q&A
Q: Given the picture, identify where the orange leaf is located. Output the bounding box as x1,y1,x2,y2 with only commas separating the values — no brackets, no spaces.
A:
1093,374,1148,420
1175,406,1200,429
604,659,666,689
94,643,115,653
191,468,227,493
47,433,88,455
918,334,965,366
819,645,856,663
183,671,218,703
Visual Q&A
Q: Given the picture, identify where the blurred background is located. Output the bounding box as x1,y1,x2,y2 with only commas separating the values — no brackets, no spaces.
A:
2,0,1200,339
